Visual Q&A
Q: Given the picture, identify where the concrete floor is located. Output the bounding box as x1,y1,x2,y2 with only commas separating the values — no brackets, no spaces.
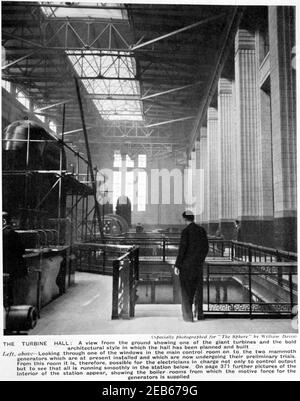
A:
30,272,297,335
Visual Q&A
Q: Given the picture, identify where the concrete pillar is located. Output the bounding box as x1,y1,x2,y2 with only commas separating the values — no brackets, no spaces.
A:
269,6,296,251
207,107,219,235
217,78,236,239
199,127,208,230
194,139,201,223
256,85,274,247
235,29,261,243
255,28,275,248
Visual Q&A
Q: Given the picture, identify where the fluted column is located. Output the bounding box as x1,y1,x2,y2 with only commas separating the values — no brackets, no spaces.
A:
255,30,274,248
235,29,261,243
269,6,296,251
194,139,201,223
199,127,208,229
207,108,219,235
218,78,236,239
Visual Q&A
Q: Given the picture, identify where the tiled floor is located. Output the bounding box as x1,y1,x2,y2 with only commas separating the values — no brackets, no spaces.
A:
29,272,297,335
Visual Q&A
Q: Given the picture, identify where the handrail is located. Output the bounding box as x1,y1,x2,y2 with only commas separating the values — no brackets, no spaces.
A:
112,246,139,320
115,247,136,262
83,237,297,263
74,241,132,252
197,259,298,318
73,242,139,319
232,240,297,260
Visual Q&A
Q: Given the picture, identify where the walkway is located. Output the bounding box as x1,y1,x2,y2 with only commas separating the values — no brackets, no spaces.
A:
29,272,297,335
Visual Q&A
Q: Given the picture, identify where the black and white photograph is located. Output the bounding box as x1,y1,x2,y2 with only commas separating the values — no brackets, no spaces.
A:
0,0,298,381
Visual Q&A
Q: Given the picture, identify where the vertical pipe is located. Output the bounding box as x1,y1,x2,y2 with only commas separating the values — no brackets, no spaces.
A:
23,122,31,228
248,246,252,263
276,251,283,286
112,260,120,319
197,264,204,320
76,153,80,180
103,248,106,274
129,254,134,318
248,263,253,319
289,271,294,312
207,264,210,312
57,103,65,244
135,247,139,282
36,271,42,319
81,194,85,240
85,193,89,240
74,78,104,240
70,176,74,264
84,163,89,240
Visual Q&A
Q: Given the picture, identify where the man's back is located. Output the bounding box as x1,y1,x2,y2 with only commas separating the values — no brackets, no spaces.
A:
174,213,208,322
175,222,209,268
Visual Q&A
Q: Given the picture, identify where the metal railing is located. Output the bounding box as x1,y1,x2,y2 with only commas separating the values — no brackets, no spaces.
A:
74,242,140,319
112,247,139,320
74,237,297,319
94,235,173,261
231,241,297,262
98,236,297,263
94,234,183,262
196,260,297,318
74,242,132,274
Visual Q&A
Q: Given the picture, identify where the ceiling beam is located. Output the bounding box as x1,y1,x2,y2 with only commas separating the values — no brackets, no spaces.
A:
2,75,138,81
187,7,245,155
85,94,141,101
131,13,225,51
35,3,128,10
141,81,202,100
78,138,185,145
58,128,91,136
1,49,41,70
145,116,195,128
36,100,73,112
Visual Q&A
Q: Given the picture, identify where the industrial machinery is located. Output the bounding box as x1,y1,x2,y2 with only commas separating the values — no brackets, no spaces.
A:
3,274,37,335
103,213,129,236
2,120,67,233
2,119,130,242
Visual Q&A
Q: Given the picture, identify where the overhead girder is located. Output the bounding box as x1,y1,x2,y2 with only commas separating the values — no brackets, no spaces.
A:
77,141,184,160
187,7,245,154
77,137,184,146
3,19,134,52
130,14,226,51
2,2,245,152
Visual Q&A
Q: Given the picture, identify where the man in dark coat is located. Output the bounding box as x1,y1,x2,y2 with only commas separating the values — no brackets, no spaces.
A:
2,212,27,305
174,211,209,322
234,220,242,242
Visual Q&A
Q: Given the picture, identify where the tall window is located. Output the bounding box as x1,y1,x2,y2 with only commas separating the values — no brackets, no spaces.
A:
126,171,134,208
49,120,57,134
113,152,122,168
16,87,30,109
113,152,147,211
126,154,134,168
137,154,147,211
137,171,147,211
2,79,11,92
32,103,46,123
138,154,147,168
112,170,122,210
113,152,134,210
